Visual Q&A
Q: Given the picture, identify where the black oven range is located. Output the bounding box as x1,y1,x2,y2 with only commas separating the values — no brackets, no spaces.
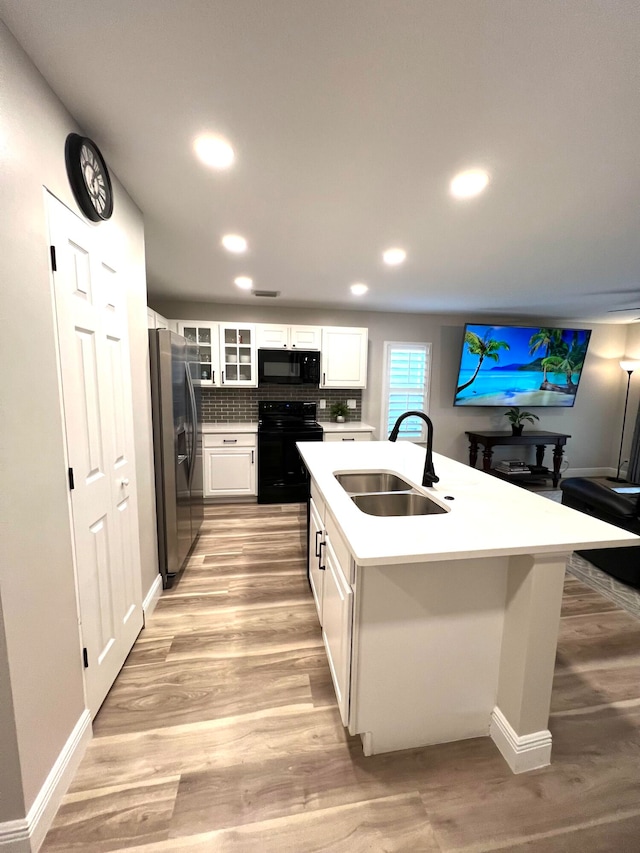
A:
257,401,323,503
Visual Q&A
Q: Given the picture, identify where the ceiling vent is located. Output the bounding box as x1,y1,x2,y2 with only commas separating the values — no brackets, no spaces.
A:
253,290,280,298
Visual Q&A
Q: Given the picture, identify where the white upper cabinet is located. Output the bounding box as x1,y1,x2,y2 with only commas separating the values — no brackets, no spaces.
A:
170,320,367,388
290,325,322,349
256,323,321,350
219,323,257,386
177,321,220,385
321,326,368,388
148,308,177,332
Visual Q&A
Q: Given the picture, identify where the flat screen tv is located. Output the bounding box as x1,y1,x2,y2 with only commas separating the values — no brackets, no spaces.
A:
453,324,592,407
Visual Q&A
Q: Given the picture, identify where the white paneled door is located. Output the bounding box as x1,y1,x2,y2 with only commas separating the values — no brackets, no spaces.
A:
47,194,143,717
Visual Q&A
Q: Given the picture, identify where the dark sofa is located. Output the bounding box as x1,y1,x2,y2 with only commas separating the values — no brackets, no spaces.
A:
560,477,640,588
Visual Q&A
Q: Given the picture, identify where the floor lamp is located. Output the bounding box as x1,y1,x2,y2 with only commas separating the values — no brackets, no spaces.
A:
607,359,640,483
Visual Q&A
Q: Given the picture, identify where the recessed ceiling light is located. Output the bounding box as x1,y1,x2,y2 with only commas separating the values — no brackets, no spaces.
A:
351,283,368,296
221,234,247,253
450,169,490,199
194,134,235,169
234,276,253,290
383,248,406,266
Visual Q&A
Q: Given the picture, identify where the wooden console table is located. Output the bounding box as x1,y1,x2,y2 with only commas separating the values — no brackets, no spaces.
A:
465,430,571,488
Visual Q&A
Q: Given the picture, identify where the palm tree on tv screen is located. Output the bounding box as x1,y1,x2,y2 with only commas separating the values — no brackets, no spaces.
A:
456,329,510,394
541,351,583,392
529,328,563,360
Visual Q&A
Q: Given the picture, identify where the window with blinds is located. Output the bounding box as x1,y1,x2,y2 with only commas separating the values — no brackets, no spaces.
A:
381,342,432,440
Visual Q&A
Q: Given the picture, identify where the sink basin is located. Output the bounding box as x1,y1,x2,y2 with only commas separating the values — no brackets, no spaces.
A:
351,492,447,517
335,471,414,494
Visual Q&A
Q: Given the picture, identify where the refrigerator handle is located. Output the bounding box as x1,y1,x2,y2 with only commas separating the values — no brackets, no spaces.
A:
185,363,197,489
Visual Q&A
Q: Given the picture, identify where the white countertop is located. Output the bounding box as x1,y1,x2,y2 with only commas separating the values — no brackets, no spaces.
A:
202,422,258,433
297,440,640,566
321,421,375,433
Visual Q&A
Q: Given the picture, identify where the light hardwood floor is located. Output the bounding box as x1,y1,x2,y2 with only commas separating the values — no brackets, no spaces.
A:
41,503,640,852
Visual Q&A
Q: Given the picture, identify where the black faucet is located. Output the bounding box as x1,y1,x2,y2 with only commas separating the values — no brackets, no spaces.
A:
388,410,439,487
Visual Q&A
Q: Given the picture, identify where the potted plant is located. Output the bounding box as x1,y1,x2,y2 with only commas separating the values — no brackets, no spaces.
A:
330,401,349,423
504,406,539,436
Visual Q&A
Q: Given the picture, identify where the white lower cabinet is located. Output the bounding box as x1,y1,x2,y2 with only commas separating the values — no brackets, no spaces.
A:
308,479,356,725
323,431,373,442
308,496,325,624
308,482,355,726
203,433,256,497
322,532,353,726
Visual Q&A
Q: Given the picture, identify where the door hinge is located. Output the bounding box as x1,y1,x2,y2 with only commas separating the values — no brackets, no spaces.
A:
82,647,89,668
50,245,57,271
68,467,75,490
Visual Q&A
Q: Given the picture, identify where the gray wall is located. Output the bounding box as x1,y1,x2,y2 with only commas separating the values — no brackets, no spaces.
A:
0,20,157,824
153,299,630,472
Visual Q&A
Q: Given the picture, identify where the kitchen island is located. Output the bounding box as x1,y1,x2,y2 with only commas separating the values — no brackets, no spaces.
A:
297,439,639,773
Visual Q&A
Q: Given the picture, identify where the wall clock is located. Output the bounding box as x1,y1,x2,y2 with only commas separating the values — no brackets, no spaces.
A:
64,133,114,222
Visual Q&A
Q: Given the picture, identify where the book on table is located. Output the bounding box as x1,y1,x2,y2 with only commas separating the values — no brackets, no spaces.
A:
496,461,530,474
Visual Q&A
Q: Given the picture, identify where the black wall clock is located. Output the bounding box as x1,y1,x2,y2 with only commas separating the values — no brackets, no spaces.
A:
65,133,114,222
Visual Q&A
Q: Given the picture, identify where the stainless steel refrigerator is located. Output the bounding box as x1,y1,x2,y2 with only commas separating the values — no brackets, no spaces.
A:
149,329,203,587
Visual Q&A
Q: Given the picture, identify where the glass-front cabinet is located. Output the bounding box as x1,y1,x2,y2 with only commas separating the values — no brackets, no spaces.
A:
219,323,257,386
177,321,220,385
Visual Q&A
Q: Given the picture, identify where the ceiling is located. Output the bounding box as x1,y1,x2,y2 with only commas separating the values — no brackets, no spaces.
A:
2,0,640,321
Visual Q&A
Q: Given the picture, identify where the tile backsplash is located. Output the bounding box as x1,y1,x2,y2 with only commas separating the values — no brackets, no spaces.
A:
202,386,362,423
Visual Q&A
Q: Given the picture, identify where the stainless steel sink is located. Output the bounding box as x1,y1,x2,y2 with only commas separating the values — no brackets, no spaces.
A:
335,471,414,494
350,492,447,517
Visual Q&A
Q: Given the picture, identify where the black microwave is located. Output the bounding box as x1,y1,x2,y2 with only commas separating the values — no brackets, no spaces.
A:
258,349,320,386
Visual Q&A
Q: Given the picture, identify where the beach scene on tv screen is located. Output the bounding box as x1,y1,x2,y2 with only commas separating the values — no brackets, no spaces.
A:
454,325,591,407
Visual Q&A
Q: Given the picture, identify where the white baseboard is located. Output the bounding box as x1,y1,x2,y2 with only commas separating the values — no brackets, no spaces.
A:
0,710,92,852
0,820,30,853
142,572,163,623
490,706,552,774
564,467,616,479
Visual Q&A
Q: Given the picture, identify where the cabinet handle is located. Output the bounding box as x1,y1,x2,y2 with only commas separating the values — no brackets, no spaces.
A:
221,371,225,384
319,540,326,570
342,438,355,441
315,529,322,557
212,370,215,384
323,372,326,385
251,450,255,464
223,439,238,444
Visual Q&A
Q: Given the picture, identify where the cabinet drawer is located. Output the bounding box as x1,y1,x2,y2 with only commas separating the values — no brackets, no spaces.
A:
204,433,256,448
323,431,372,442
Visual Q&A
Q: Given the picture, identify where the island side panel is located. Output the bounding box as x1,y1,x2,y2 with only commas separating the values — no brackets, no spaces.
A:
490,552,568,774
349,557,509,755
